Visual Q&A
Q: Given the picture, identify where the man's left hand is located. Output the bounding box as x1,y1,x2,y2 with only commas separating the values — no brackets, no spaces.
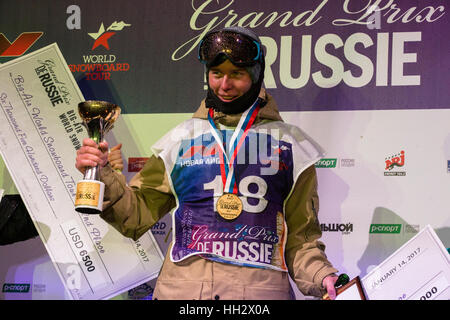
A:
322,275,339,300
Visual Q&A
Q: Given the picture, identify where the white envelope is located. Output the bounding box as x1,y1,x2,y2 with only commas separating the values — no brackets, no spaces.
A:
362,225,450,300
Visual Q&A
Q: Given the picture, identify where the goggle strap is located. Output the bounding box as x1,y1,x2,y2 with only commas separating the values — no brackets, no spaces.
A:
252,41,261,61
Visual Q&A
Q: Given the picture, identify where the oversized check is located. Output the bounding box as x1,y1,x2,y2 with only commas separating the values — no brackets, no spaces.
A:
0,43,164,299
361,225,450,300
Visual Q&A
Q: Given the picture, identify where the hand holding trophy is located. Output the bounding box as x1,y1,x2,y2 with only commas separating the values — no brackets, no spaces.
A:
75,100,121,214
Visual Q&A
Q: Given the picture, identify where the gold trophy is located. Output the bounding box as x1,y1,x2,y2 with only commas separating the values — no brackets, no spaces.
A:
75,100,121,214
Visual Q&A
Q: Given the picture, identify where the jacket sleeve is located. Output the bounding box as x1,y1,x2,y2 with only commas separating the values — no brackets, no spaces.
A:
99,155,176,241
284,165,338,297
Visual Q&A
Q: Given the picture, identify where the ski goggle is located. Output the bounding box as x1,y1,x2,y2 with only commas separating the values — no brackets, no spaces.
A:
198,30,262,67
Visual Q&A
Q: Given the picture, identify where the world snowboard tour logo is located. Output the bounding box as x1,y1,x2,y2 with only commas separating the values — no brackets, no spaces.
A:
88,21,131,50
68,20,131,81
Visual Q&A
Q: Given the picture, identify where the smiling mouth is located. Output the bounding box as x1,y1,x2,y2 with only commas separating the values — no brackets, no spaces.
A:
219,95,237,101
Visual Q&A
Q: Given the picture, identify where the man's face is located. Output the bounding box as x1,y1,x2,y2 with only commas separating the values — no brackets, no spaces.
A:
208,59,253,103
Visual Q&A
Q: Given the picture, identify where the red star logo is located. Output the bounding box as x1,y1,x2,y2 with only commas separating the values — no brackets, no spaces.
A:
92,32,115,50
88,21,130,51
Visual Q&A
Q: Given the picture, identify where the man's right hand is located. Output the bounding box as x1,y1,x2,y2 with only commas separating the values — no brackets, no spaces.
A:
75,138,109,175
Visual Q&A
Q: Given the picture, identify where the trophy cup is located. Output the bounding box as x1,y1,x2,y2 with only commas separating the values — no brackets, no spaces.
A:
75,100,121,214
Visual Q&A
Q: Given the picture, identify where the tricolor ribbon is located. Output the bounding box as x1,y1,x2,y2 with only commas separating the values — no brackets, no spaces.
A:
207,98,261,195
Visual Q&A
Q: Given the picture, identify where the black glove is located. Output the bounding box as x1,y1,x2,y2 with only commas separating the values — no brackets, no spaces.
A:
0,194,38,245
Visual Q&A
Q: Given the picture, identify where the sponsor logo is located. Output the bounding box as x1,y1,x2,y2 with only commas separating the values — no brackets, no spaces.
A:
127,282,153,300
128,157,149,172
68,20,131,81
370,224,402,234
404,224,420,234
2,283,31,293
151,221,168,236
315,158,355,168
315,158,337,168
384,150,406,176
369,224,419,234
340,158,355,167
33,284,46,293
0,32,43,57
88,21,131,51
321,223,353,235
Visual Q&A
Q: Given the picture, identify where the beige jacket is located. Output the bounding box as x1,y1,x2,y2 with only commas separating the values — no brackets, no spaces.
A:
99,90,338,299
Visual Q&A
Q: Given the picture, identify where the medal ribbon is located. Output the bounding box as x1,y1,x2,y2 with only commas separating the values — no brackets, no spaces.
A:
207,99,261,194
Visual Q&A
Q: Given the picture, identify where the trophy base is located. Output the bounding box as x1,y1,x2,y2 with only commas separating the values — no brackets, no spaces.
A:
74,180,105,214
75,206,103,215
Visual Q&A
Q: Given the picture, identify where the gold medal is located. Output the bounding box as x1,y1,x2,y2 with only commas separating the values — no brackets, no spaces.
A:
217,193,243,220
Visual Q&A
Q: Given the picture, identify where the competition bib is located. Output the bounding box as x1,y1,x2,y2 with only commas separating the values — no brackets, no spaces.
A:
152,110,324,271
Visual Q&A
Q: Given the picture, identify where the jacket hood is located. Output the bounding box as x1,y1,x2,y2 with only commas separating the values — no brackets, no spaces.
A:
192,88,283,126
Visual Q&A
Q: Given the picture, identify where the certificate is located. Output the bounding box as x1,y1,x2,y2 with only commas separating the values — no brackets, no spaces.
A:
0,43,164,299
361,225,450,300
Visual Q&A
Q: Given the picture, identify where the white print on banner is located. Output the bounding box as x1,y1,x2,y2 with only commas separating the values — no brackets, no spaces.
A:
66,265,81,290
66,5,81,30
173,0,445,89
173,124,284,176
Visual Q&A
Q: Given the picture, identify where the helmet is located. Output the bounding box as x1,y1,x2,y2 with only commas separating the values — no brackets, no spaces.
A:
198,27,266,114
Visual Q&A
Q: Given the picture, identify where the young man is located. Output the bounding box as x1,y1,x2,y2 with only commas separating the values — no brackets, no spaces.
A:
75,27,339,300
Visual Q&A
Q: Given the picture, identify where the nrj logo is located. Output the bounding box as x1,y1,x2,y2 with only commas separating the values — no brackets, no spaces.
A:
88,21,131,50
384,150,406,176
